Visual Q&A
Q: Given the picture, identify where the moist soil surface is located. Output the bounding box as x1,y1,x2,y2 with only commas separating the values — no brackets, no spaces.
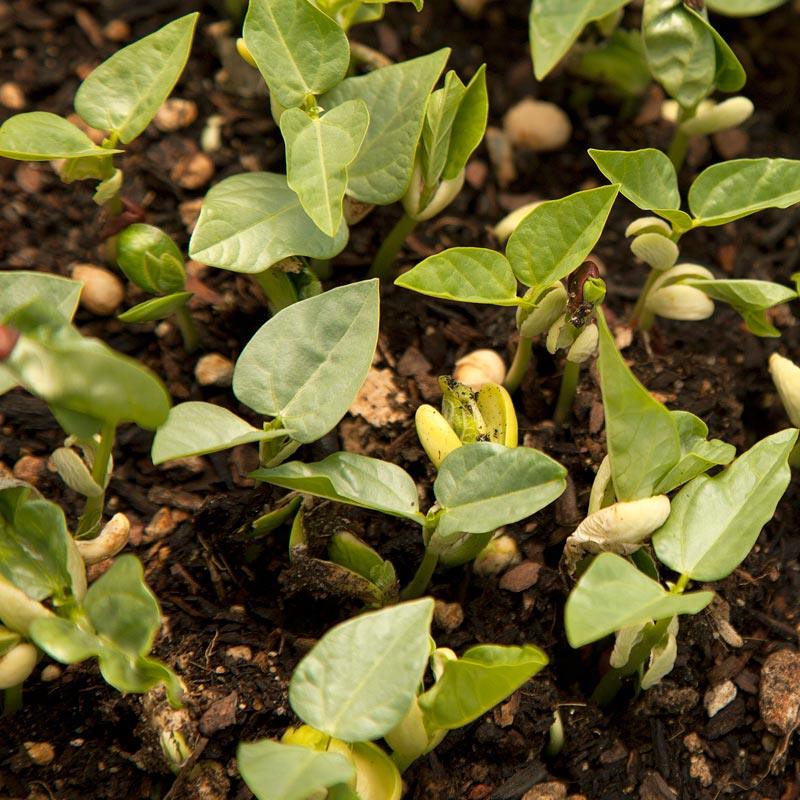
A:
2,1,800,798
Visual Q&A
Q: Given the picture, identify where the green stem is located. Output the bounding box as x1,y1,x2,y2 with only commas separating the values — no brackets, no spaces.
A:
253,269,299,313
553,360,581,426
591,573,689,707
3,684,23,716
76,421,116,538
629,268,660,331
368,212,418,281
400,548,439,600
666,104,697,172
174,305,200,353
504,335,533,393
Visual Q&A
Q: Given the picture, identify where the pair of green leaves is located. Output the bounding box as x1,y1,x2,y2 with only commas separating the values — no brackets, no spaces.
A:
253,440,567,546
566,426,796,646
395,184,619,306
597,310,734,502
151,280,379,463
0,14,197,167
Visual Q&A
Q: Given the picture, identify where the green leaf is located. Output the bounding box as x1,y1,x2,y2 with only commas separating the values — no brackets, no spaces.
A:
6,327,170,430
529,0,629,80
653,428,797,581
0,112,120,160
395,248,519,305
189,172,348,272
118,292,192,324
252,452,424,524
281,100,370,236
564,553,714,647
30,556,183,705
506,185,618,290
588,148,682,215
707,0,787,15
433,443,566,541
238,739,355,800
653,410,735,494
685,278,796,336
74,13,198,144
243,0,350,108
289,599,434,740
598,311,681,501
0,271,81,324
442,65,488,180
642,0,716,108
233,280,379,443
421,71,467,190
116,223,186,294
418,644,548,729
151,402,289,464
572,29,652,97
688,158,800,226
687,7,745,93
320,49,450,205
0,486,72,602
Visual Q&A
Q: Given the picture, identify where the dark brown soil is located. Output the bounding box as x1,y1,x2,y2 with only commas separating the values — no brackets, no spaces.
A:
2,1,800,799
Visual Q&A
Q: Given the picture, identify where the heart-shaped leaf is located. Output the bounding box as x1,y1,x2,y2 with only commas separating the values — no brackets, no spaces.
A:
233,280,379,443
433,442,566,540
189,172,348,272
320,49,450,204
565,552,714,647
395,248,519,305
0,112,120,160
506,185,618,290
281,100,370,236
442,65,488,180
252,452,424,524
418,644,548,729
290,599,434,740
653,428,797,581
706,0,787,14
75,13,198,144
0,271,81,324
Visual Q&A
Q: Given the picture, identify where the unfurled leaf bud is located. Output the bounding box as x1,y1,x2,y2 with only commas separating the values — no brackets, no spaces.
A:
631,232,679,272
439,376,486,442
116,224,186,295
0,642,37,690
769,353,800,427
415,405,462,469
625,216,672,238
680,97,754,137
546,318,576,354
402,159,465,221
566,323,598,364
493,201,543,243
453,349,506,390
646,285,715,321
517,283,568,338
76,512,131,564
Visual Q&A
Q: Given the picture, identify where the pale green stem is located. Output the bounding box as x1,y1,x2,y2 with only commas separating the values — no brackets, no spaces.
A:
3,684,23,716
400,548,439,600
591,573,688,707
667,104,697,172
75,420,116,538
629,269,660,331
174,306,200,353
252,269,298,313
369,212,418,281
504,335,534,393
553,360,581,426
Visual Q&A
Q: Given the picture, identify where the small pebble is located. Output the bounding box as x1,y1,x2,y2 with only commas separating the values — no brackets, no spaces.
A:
179,198,204,232
433,600,464,632
522,781,567,800
712,128,749,160
0,81,25,110
103,19,130,41
72,264,125,316
144,507,189,541
40,664,62,682
225,645,252,662
171,152,215,189
704,680,737,717
23,742,55,766
195,353,234,386
154,98,199,132
503,98,572,152
13,454,45,485
499,560,541,592
484,126,516,187
759,648,800,735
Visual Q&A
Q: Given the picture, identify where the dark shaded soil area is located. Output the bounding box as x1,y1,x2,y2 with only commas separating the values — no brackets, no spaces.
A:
1,1,800,798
